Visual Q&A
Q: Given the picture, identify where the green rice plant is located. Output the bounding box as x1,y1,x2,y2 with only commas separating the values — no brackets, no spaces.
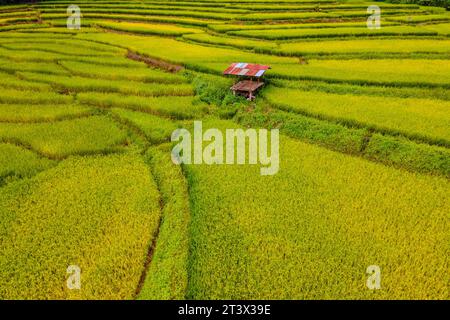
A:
364,133,450,177
59,60,188,83
18,72,194,96
96,21,203,36
0,143,55,185
0,153,161,299
185,119,449,299
0,103,94,123
78,93,207,120
0,88,72,105
263,87,450,146
138,145,190,299
228,25,437,39
111,108,179,144
0,115,128,158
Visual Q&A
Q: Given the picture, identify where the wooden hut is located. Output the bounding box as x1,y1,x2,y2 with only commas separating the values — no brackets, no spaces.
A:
223,63,270,101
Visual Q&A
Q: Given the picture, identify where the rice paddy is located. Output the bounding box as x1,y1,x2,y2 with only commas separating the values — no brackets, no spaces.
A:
0,0,448,301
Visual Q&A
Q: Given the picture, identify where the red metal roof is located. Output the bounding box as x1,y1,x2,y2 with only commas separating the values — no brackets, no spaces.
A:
223,62,270,77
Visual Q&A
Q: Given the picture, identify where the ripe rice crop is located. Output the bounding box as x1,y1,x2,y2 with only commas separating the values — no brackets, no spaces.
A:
96,21,203,36
264,87,450,146
0,71,52,92
0,88,72,105
228,26,437,40
41,7,235,20
59,60,188,83
41,13,217,27
78,93,207,120
0,115,128,158
0,143,55,185
75,32,297,66
268,59,450,88
0,38,121,53
0,153,161,299
182,33,276,51
208,21,400,32
0,0,449,301
387,14,450,23
58,55,150,67
0,42,122,57
364,133,450,177
185,119,449,299
273,79,450,101
0,60,69,74
111,108,179,144
18,72,194,96
0,24,48,32
138,146,190,299
0,103,94,123
274,39,450,57
238,12,336,21
423,23,450,36
237,106,450,176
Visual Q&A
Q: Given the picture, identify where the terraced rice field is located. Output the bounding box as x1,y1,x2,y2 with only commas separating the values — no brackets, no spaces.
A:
0,0,449,300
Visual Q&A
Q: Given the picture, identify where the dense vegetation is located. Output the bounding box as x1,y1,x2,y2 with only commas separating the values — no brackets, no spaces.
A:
0,0,448,300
